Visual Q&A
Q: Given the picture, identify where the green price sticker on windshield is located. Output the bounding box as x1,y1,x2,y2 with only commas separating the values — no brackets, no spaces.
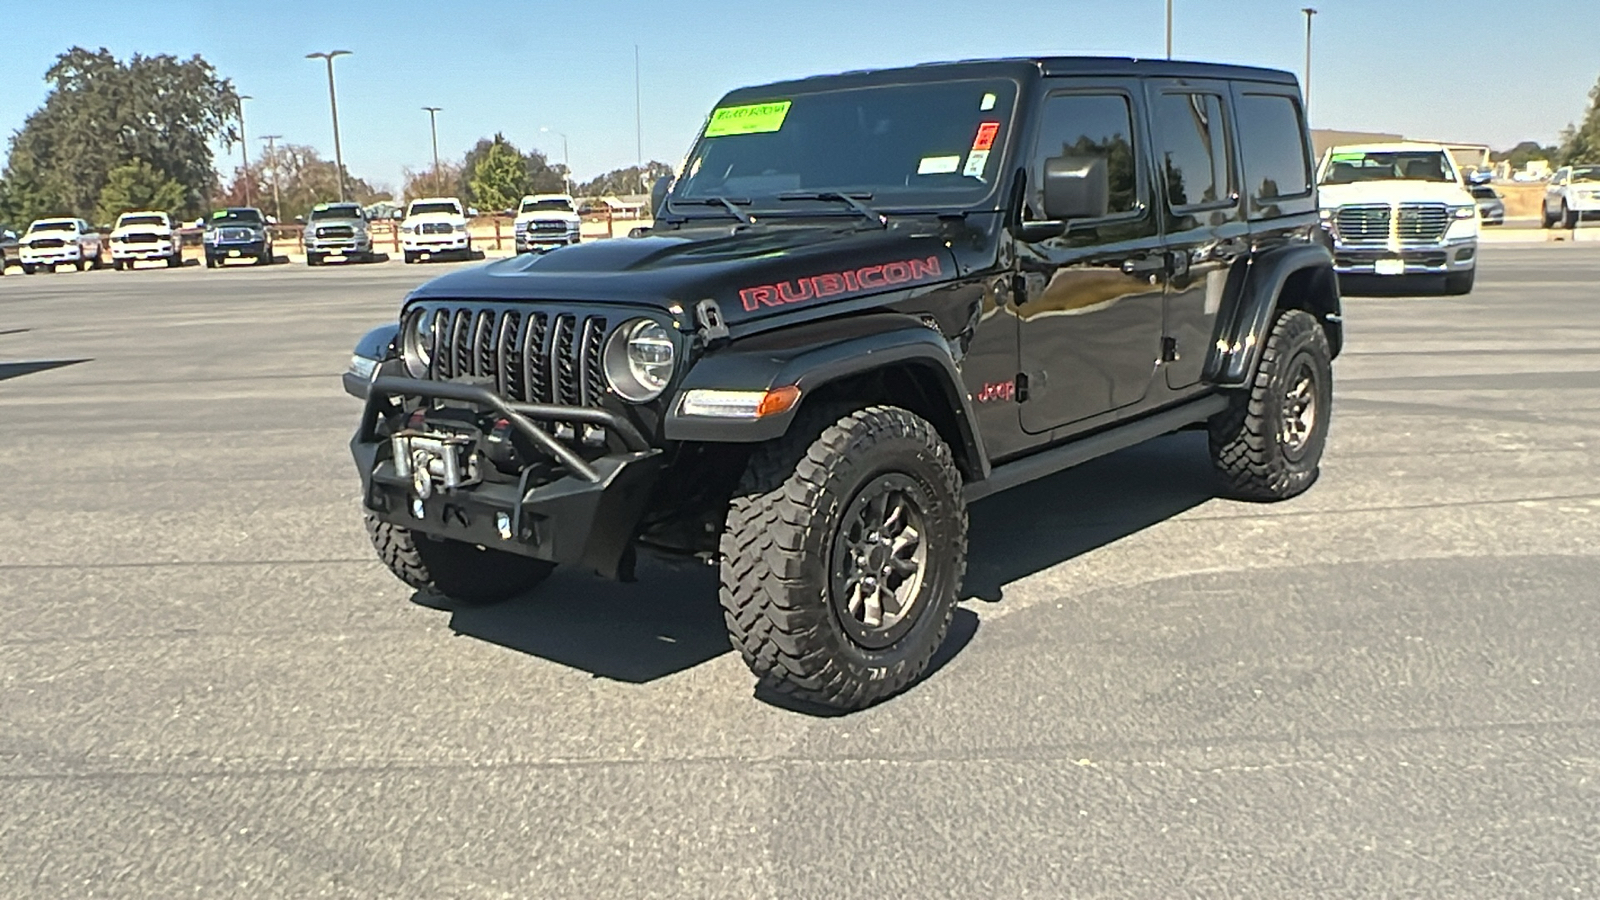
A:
706,101,792,137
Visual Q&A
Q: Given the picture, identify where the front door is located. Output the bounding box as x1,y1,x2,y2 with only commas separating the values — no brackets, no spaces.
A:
1144,79,1249,390
1016,83,1165,434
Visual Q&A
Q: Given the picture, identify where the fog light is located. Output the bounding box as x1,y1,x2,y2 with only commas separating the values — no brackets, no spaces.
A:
411,498,426,519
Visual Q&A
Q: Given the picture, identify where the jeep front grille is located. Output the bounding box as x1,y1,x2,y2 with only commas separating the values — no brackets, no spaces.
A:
409,305,610,406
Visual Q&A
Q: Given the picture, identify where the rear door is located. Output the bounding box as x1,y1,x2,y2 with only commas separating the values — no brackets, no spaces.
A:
1015,80,1165,434
1144,79,1248,389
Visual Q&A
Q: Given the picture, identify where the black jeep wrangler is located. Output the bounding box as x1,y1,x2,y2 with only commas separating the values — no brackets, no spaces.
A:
345,57,1341,710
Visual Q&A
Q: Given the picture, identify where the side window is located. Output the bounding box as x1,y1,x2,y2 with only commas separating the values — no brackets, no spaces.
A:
1153,92,1232,209
1235,93,1313,217
1032,92,1142,220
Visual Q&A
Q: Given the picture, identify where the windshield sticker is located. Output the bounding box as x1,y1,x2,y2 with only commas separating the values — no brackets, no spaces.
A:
980,93,997,111
972,121,1001,152
739,256,944,312
211,210,228,218
963,150,990,178
917,155,961,175
705,101,792,137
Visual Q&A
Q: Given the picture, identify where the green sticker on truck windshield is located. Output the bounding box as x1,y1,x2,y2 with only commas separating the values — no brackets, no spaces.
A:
705,101,792,137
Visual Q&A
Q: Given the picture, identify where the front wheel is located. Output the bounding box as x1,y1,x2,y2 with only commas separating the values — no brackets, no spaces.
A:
1445,269,1476,296
1563,202,1579,230
22,264,36,275
1209,309,1334,501
167,251,183,268
366,515,554,605
721,405,967,711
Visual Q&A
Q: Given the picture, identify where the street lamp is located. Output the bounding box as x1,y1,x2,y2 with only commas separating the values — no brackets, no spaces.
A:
237,95,253,207
306,50,352,202
541,127,571,196
260,134,283,223
1166,0,1174,60
1301,7,1318,120
421,107,443,196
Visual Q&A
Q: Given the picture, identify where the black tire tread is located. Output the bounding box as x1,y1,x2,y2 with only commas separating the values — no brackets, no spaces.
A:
1209,309,1331,501
365,514,553,605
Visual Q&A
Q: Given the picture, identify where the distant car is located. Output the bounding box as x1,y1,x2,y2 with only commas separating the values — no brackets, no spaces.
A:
399,197,471,263
1542,164,1600,228
0,226,18,273
513,193,582,254
19,218,103,274
305,202,375,265
204,207,274,267
109,211,183,269
1471,185,1506,226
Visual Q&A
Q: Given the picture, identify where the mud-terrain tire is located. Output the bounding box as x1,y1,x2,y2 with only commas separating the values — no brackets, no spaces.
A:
1209,309,1333,501
720,405,967,711
365,515,554,605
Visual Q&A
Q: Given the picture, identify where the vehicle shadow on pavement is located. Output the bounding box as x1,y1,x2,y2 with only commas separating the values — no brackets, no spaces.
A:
0,358,90,382
963,431,1218,604
437,431,1216,691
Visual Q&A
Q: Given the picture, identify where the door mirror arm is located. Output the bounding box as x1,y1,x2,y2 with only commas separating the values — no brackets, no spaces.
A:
1012,220,1069,243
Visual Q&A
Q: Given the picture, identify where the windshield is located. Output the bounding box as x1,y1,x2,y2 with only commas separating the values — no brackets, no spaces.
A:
310,205,363,221
408,202,461,217
117,214,166,228
28,220,76,233
1321,151,1457,184
1572,166,1600,183
521,199,573,213
210,209,263,226
672,78,1019,215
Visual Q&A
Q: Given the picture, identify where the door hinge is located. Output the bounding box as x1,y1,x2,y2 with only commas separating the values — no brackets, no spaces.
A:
1015,372,1030,402
1161,337,1180,363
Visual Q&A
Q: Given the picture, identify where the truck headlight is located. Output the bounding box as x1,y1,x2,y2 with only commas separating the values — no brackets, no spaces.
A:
401,309,437,378
1450,205,1476,220
603,318,675,402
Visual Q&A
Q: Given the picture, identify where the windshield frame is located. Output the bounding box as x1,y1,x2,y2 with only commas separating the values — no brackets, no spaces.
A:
116,214,168,229
668,75,1023,220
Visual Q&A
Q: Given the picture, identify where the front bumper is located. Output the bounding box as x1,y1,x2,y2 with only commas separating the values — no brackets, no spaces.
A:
112,240,176,260
352,374,661,579
208,240,267,258
515,231,580,253
402,234,470,253
20,245,83,264
1331,237,1477,276
308,238,373,255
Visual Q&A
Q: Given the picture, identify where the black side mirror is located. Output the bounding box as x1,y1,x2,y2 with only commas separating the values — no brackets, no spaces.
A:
1043,155,1110,222
651,175,674,219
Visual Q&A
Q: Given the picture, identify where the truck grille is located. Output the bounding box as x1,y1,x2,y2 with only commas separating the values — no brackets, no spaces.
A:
220,227,255,242
419,222,454,235
1333,205,1391,245
407,304,610,406
1396,203,1450,244
316,225,355,239
124,233,161,244
531,221,569,234
28,238,65,249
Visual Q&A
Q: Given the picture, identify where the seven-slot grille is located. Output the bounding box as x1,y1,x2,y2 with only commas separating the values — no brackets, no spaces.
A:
1333,205,1391,245
531,221,569,233
409,305,610,406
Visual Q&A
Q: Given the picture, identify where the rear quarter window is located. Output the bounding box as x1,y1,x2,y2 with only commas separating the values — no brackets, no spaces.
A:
1234,91,1313,220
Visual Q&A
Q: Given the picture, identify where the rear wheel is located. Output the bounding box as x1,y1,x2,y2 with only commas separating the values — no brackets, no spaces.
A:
1209,309,1333,501
720,405,967,711
365,515,554,605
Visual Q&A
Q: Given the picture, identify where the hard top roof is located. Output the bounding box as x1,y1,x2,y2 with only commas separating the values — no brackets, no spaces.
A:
720,56,1297,101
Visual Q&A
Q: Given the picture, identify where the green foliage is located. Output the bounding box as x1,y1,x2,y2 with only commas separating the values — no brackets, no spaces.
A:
218,144,388,222
403,162,463,202
467,139,530,212
1,47,238,223
96,159,186,222
1491,141,1559,169
456,133,567,207
1558,76,1600,166
576,162,674,198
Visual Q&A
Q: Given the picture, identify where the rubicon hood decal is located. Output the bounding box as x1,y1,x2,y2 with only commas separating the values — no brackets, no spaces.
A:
739,256,944,311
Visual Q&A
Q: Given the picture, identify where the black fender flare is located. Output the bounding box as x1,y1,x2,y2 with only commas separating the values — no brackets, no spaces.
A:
1203,242,1342,388
665,312,989,480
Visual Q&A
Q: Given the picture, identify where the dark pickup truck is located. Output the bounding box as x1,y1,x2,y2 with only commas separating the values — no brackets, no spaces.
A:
345,57,1341,710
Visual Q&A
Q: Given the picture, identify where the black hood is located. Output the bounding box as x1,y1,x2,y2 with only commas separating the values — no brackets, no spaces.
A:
406,222,962,326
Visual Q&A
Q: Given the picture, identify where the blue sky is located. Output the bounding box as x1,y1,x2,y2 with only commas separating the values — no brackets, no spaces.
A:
2,0,1595,192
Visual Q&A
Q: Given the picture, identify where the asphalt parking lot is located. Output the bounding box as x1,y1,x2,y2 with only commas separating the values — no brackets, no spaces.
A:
3,246,1599,898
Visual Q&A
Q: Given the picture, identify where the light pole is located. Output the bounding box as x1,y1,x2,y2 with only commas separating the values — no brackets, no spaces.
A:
541,127,571,196
1166,0,1174,59
237,95,253,207
1301,7,1318,120
260,134,283,223
422,106,442,196
306,50,352,201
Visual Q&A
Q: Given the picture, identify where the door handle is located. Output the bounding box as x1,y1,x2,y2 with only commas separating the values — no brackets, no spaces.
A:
1121,255,1168,276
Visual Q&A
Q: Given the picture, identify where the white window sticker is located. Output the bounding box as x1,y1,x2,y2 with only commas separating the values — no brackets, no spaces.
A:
980,93,997,111
963,150,991,178
918,155,962,175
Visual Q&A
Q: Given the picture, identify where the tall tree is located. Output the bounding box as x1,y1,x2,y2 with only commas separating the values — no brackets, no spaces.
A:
1559,75,1600,166
96,159,187,222
455,133,567,207
402,162,464,202
0,47,238,223
217,143,388,222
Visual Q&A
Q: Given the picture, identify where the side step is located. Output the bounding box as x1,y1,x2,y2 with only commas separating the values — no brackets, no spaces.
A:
964,394,1229,502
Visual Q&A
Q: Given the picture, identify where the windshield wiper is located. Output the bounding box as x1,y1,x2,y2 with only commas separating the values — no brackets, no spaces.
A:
776,191,887,229
673,196,755,225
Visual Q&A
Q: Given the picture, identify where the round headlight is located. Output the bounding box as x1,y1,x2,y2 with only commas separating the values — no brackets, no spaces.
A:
401,309,437,378
604,318,676,402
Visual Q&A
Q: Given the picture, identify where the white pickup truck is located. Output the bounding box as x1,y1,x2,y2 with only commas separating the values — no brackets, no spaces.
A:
19,218,103,273
109,211,183,270
1317,142,1480,295
400,197,472,264
513,193,582,254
